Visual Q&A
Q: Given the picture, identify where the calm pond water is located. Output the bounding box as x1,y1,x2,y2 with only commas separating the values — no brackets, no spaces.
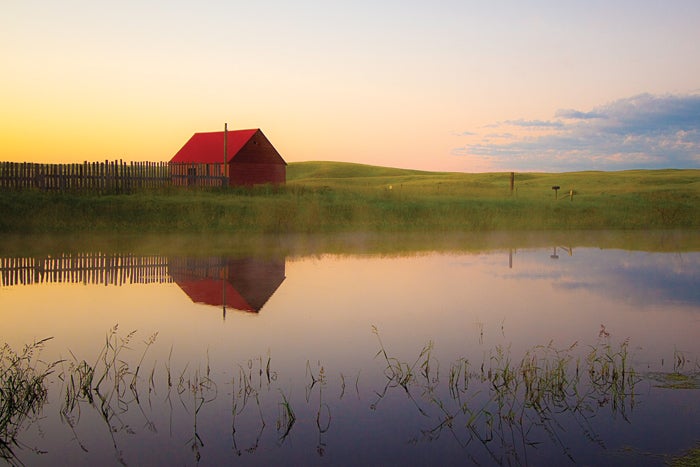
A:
1,232,699,466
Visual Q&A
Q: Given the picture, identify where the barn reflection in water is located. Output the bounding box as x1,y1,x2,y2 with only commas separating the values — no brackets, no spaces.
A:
0,253,286,315
169,256,286,314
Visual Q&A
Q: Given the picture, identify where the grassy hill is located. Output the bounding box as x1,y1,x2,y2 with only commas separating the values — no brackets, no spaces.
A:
288,162,700,205
1,161,699,233
287,161,433,180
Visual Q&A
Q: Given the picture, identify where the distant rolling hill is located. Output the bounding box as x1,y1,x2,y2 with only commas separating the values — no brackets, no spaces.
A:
287,161,438,181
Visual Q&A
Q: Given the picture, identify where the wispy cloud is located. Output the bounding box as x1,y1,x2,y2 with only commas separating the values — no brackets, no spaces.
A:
454,93,700,171
504,119,563,128
554,109,605,120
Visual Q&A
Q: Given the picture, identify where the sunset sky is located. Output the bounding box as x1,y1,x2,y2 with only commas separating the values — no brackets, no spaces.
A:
2,1,699,172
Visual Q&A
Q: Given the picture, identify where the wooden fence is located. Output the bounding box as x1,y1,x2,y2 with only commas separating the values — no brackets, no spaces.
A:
0,253,172,287
0,254,237,287
0,161,228,193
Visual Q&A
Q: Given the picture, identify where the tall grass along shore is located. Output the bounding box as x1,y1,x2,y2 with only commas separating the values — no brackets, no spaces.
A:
1,162,698,233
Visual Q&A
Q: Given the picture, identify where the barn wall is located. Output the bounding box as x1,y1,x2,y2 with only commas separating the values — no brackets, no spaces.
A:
230,162,285,186
227,257,286,311
227,131,286,185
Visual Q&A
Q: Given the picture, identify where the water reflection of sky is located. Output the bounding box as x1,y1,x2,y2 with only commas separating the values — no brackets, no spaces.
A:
2,248,699,367
1,244,699,465
501,248,700,308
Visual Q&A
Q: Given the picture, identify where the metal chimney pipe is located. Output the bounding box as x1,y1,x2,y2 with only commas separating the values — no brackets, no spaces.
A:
224,123,228,186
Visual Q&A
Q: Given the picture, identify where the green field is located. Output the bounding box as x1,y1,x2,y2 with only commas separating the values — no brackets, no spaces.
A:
1,161,699,233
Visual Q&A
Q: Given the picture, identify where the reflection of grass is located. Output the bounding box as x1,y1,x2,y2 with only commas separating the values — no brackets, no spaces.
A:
2,326,697,464
670,442,700,467
277,390,296,443
647,348,700,390
372,325,434,392
647,372,700,390
2,230,699,265
58,325,162,464
1,338,58,463
371,326,641,463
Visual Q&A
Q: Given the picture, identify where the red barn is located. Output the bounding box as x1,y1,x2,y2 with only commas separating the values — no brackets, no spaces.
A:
170,128,286,186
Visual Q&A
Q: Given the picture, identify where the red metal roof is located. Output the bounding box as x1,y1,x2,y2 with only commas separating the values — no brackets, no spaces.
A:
171,129,259,164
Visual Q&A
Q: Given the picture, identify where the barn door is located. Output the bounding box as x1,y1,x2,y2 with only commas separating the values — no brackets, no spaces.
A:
187,167,197,186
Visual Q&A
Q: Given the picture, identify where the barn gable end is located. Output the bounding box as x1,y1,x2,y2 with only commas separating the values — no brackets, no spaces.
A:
231,130,286,185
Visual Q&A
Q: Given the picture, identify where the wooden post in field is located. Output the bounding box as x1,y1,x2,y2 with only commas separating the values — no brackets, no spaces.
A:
510,172,514,195
552,185,560,200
